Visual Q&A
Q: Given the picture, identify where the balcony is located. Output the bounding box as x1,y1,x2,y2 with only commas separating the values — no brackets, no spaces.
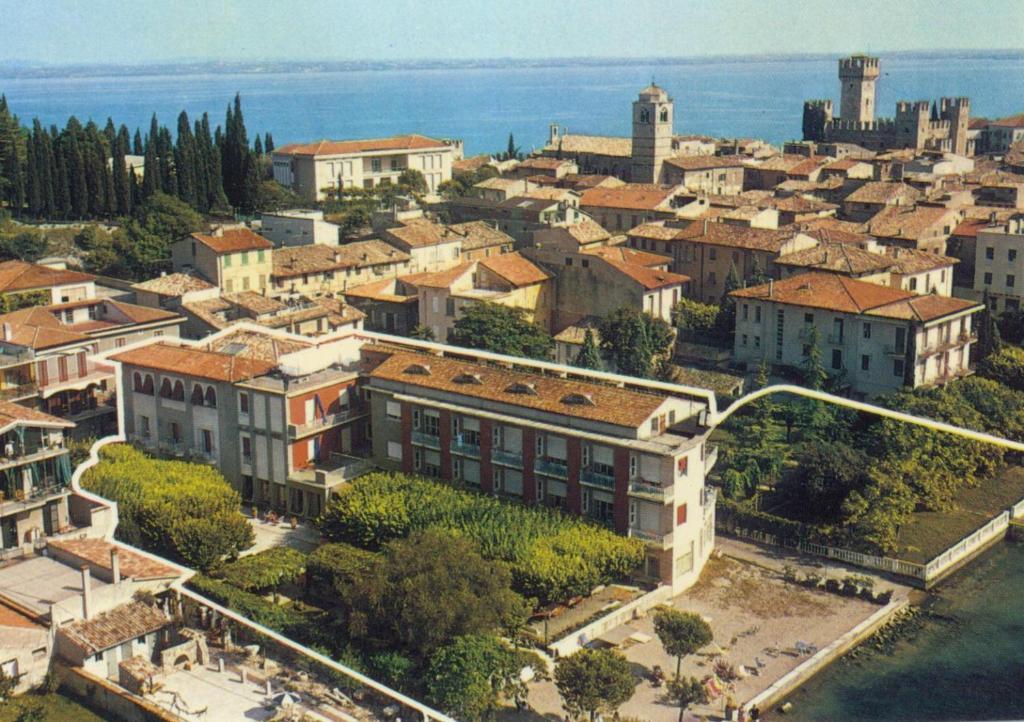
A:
919,332,978,358
0,382,38,402
886,345,907,356
534,458,568,479
704,444,719,475
411,431,441,450
580,468,615,491
289,453,373,488
450,436,481,458
128,432,156,449
157,439,186,457
629,527,673,550
492,448,523,468
288,406,368,439
189,448,218,464
702,485,718,508
0,483,68,515
629,479,673,503
0,444,69,473
826,333,845,345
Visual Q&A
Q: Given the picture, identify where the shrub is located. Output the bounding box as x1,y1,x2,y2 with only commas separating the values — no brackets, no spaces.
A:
82,444,253,569
306,542,379,598
218,547,307,594
187,574,308,638
318,472,645,604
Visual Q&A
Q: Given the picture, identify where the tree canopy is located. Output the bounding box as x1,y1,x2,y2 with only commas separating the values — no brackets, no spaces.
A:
653,608,713,676
449,302,554,360
554,648,637,721
598,306,675,378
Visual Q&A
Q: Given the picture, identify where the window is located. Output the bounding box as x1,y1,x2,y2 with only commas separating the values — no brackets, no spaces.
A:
385,400,401,420
863,322,871,339
223,254,232,267
371,159,382,173
239,392,249,415
755,306,761,323
986,247,995,260
387,441,402,460
893,359,905,377
804,313,814,324
677,504,687,525
629,500,637,526
709,248,717,261
422,412,440,437
708,271,716,285
257,250,265,263
1009,249,1018,262
894,327,906,353
242,436,252,461
741,304,749,321
984,272,993,285
628,454,638,478
241,251,250,266
445,298,456,317
139,415,151,437
909,277,917,291
831,349,842,370
861,354,870,371
754,335,761,348
1008,275,1016,289
741,334,748,346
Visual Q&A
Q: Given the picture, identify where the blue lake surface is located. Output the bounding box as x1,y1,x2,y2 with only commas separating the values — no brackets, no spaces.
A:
1,53,1023,156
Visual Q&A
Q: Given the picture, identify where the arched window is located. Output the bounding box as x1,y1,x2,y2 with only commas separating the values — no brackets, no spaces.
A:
639,109,650,123
142,374,154,395
159,378,173,398
171,380,185,402
191,384,205,406
204,386,217,408
133,372,143,392
659,108,668,122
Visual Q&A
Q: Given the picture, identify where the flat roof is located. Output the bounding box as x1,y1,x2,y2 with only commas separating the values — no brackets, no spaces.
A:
0,555,107,617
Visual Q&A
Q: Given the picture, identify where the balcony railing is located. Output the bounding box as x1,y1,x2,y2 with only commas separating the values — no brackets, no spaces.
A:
0,444,68,473
128,432,156,448
288,406,368,439
491,448,523,468
0,483,68,513
157,439,186,457
0,382,38,401
534,458,568,479
919,332,978,358
886,345,907,356
580,468,615,490
629,479,673,502
704,444,719,475
628,527,673,549
411,431,441,450
450,436,481,458
289,453,373,488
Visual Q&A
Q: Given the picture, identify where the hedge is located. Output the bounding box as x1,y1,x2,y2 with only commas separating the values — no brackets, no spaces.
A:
306,542,379,599
187,574,307,636
318,472,645,603
218,547,307,594
716,497,836,548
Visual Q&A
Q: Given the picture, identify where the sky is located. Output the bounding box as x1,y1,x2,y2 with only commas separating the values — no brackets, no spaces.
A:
0,0,1022,66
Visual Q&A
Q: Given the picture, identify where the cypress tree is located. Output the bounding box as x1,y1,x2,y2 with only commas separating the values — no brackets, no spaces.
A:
133,129,143,155
0,97,24,216
114,125,132,215
103,118,117,151
174,111,198,208
38,124,55,218
82,121,108,218
52,127,71,218
198,113,227,211
264,132,274,153
222,93,250,207
573,328,602,370
253,134,263,156
142,133,160,199
157,125,175,195
64,118,89,218
240,154,261,214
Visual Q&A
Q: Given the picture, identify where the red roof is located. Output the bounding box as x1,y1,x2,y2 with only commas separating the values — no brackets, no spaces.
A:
191,228,273,254
110,342,274,383
274,134,448,157
0,260,94,294
990,113,1024,129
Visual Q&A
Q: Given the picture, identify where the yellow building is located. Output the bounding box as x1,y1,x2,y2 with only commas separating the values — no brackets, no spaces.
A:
172,227,274,294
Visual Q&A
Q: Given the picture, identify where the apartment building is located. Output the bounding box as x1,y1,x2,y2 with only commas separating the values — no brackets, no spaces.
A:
0,261,97,306
973,215,1024,313
272,135,455,201
579,184,689,232
171,227,274,294
259,210,342,247
111,329,370,519
378,218,516,272
363,346,717,592
731,273,982,397
626,220,819,304
0,401,75,552
447,195,591,246
0,299,182,436
864,204,961,254
841,182,923,222
660,155,746,195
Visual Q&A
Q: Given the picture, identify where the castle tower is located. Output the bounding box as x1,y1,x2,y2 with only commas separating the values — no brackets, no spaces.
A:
940,97,971,156
838,55,880,124
631,84,673,184
802,99,834,142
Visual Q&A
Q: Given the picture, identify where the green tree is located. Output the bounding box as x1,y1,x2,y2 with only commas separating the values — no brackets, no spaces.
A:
449,302,554,360
976,291,1002,360
598,306,675,378
427,634,546,721
978,344,1024,392
781,441,871,523
673,297,721,337
339,528,530,657
717,262,743,337
573,328,602,369
409,324,435,341
652,608,713,677
665,675,709,722
554,648,637,722
397,168,428,195
503,133,520,161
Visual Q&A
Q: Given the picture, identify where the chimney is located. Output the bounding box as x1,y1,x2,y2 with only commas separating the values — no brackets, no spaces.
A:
703,219,709,234
768,279,774,296
110,548,121,585
990,211,997,224
81,565,92,620
0,323,8,341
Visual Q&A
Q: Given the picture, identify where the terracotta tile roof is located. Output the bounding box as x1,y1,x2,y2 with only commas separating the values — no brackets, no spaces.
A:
544,134,632,158
478,253,549,287
0,600,43,629
0,260,94,294
627,223,681,241
767,196,838,213
191,228,273,254
311,296,366,326
343,278,419,303
882,246,957,273
562,218,611,245
561,174,625,190
580,184,679,211
752,154,809,173
584,245,671,268
0,300,178,351
869,294,982,322
384,219,463,250
204,329,311,363
61,602,168,656
823,158,862,171
273,134,448,157
774,244,894,275
520,188,579,203
272,240,408,278
865,205,954,240
132,273,215,297
399,263,475,289
845,182,923,205
663,155,745,171
552,315,602,344
989,113,1024,129
732,272,980,321
453,155,492,173
447,221,515,251
662,220,804,252
786,156,828,177
368,350,669,428
0,399,73,430
49,539,179,581
794,217,874,244
475,177,530,192
528,175,563,187
110,341,275,382
600,257,689,290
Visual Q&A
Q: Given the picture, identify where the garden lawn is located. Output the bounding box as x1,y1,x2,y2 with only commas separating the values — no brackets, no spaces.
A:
0,692,107,722
894,465,1024,563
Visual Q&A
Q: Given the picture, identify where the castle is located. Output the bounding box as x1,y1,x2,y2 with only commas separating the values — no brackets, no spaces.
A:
802,55,971,155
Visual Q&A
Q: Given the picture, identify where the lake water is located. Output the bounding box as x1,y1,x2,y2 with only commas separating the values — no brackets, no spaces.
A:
777,541,1024,722
1,53,1023,156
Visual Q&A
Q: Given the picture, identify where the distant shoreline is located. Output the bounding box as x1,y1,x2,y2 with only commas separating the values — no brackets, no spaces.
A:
2,48,1021,80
